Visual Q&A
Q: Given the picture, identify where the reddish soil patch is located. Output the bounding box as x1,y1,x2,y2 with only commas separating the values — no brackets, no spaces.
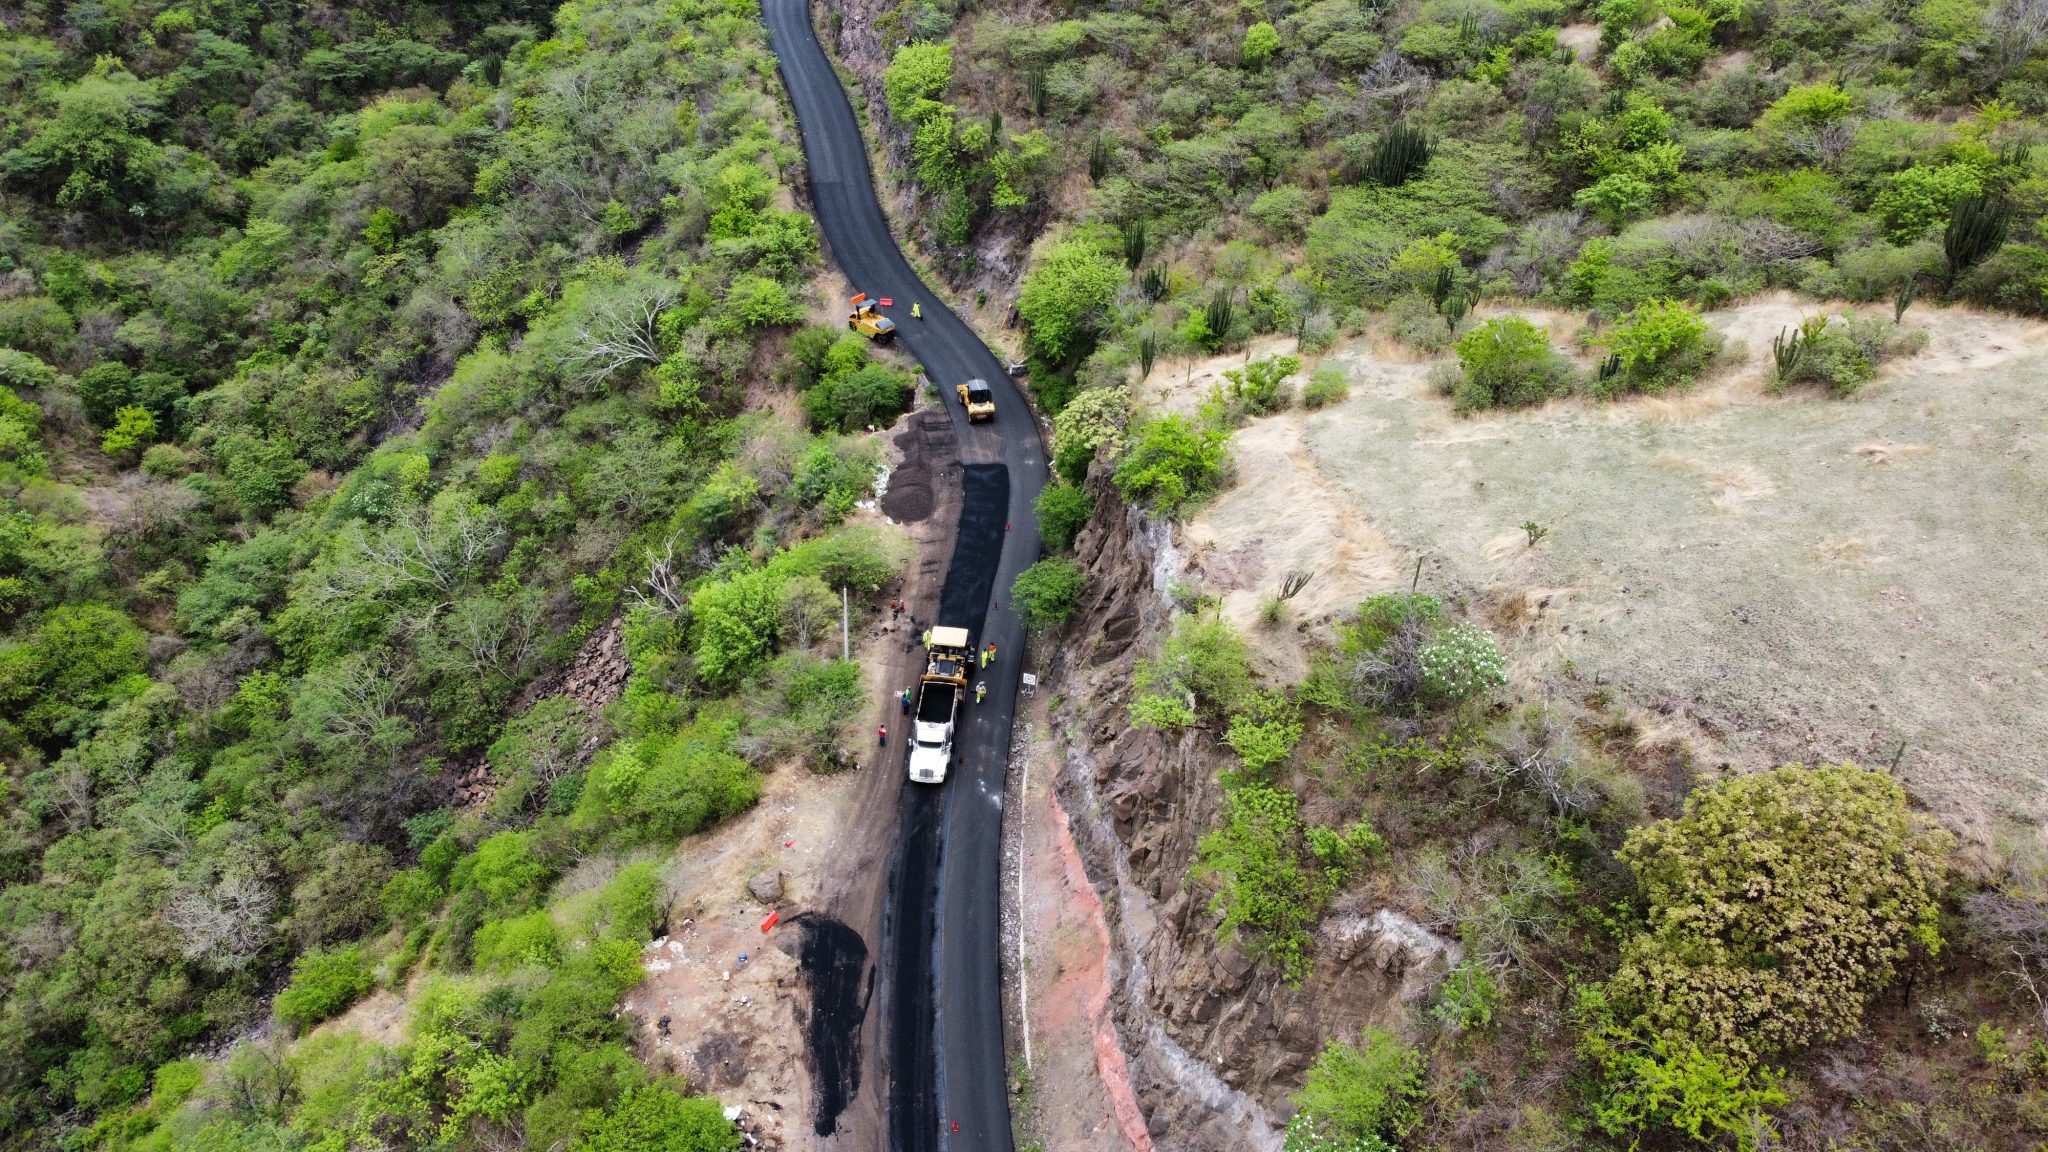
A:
1012,725,1152,1152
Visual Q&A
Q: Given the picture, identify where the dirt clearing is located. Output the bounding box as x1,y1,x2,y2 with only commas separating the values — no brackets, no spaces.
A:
623,759,864,1150
1183,298,2048,841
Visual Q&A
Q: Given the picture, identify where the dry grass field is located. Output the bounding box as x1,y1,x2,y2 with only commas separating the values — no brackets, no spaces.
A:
1170,297,2048,843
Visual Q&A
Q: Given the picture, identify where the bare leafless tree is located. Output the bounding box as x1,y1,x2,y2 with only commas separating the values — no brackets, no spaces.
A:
1478,708,1603,817
1736,218,1828,264
221,1034,295,1119
778,574,838,650
1415,841,1574,975
1346,612,1432,713
341,504,506,603
295,652,415,770
1967,877,2048,1027
1988,0,2048,81
569,285,677,382
8,911,75,971
165,874,276,973
439,589,545,682
169,658,238,738
1783,121,1856,167
629,534,690,617
50,758,94,833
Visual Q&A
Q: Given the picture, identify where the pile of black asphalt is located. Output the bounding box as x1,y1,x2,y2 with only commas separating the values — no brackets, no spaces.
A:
794,913,874,1137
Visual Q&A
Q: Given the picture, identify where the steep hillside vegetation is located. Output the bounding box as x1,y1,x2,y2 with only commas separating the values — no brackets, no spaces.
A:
868,0,2048,397
0,1,908,1148
841,3,2048,1150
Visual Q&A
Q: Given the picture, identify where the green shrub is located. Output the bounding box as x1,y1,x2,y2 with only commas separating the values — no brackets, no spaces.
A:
690,568,783,689
1579,1015,1789,1152
579,713,761,845
1035,482,1093,551
1822,240,1941,302
1432,961,1505,1033
275,946,374,1031
1418,622,1508,703
381,869,443,924
1755,82,1853,143
771,526,909,592
1287,1028,1426,1148
1347,593,1445,652
882,41,953,122
0,602,149,740
1018,229,1124,365
1130,613,1254,726
473,909,563,972
1609,762,1953,1065
575,1082,739,1152
0,349,56,394
100,405,157,457
1223,692,1303,776
1774,313,1925,396
1248,185,1314,238
468,831,552,909
1051,387,1130,482
583,862,667,943
1385,291,1453,352
720,275,805,333
746,654,863,770
1012,558,1086,631
1874,163,1982,242
1594,298,1719,396
1241,21,1281,69
1114,413,1229,516
1222,354,1300,415
802,364,910,433
787,437,882,522
1449,315,1575,412
1301,367,1349,408
1194,781,1380,982
779,325,842,390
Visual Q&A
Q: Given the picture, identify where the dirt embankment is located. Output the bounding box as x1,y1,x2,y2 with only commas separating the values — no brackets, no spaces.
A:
1028,474,1460,1151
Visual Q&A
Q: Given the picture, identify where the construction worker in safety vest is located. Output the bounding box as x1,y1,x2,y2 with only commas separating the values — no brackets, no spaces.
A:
975,681,987,704
912,301,922,320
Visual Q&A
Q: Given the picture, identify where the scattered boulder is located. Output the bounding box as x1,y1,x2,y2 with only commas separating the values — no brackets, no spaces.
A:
747,870,784,904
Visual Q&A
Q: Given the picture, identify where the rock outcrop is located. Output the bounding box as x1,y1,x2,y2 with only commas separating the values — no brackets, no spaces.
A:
449,616,630,809
1044,473,1459,1151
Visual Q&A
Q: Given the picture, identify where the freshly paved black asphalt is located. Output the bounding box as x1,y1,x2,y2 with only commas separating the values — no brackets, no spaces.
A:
761,3,1048,1149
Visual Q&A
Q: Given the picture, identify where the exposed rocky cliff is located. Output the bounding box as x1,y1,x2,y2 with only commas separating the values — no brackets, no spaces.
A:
1043,474,1460,1151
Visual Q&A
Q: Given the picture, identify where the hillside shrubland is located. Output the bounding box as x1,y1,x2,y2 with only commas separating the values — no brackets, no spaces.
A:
0,0,903,1148
900,3,2048,1143
870,0,2048,418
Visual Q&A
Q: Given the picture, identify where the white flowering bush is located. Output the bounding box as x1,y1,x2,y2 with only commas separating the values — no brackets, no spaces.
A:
1051,385,1130,480
1418,622,1507,703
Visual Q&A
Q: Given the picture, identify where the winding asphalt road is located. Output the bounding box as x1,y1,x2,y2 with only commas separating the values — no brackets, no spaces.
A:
762,2,1045,1149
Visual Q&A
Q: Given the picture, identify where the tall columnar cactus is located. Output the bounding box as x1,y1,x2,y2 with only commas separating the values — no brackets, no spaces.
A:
1365,123,1433,187
1205,290,1235,344
1943,191,2011,292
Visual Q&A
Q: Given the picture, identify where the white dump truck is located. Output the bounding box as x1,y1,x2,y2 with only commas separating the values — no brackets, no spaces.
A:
908,626,971,784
